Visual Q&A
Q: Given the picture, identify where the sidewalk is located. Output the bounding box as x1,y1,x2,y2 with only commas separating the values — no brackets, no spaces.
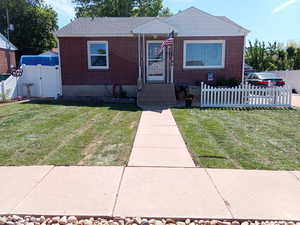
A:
1,109,300,220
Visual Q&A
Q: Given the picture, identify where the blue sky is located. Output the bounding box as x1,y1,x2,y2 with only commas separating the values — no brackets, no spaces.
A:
45,0,300,43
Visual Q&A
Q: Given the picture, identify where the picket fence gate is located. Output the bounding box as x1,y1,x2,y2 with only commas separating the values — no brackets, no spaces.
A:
0,75,18,101
200,82,292,108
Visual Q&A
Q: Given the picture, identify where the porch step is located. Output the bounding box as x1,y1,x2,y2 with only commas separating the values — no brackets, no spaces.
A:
137,84,176,107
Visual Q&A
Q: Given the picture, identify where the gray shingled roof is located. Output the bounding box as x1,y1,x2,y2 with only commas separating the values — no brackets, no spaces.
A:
55,8,249,37
0,33,17,50
56,17,165,37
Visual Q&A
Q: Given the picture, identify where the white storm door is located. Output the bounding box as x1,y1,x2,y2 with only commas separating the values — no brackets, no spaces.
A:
147,41,165,81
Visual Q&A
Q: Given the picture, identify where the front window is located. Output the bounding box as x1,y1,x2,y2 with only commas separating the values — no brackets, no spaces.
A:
184,40,225,69
87,41,109,69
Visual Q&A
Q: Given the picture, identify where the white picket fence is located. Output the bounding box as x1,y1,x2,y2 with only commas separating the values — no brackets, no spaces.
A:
200,82,292,108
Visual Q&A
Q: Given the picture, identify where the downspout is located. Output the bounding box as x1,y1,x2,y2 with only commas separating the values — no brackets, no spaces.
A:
57,38,63,97
143,34,146,84
137,33,142,90
242,34,247,84
171,37,175,84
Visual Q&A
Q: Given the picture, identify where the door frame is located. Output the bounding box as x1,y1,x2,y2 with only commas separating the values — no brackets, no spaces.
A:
146,40,165,82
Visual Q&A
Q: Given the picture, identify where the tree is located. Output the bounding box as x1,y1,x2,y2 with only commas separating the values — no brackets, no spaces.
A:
73,0,172,17
246,40,300,71
294,48,300,70
0,0,58,61
158,7,173,16
286,46,296,69
246,40,275,71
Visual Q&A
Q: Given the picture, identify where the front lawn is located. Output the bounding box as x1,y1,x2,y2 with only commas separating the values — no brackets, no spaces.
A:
0,101,141,166
172,108,300,170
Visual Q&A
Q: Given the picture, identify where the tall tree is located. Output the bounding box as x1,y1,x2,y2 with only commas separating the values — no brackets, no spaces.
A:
73,0,171,17
0,0,58,61
295,48,300,70
245,40,300,71
286,46,296,69
246,40,276,71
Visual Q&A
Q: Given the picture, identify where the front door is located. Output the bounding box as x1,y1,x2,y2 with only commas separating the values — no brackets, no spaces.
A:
147,41,165,82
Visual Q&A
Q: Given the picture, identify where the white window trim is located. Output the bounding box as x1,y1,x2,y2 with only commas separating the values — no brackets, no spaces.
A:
183,40,226,69
87,41,109,69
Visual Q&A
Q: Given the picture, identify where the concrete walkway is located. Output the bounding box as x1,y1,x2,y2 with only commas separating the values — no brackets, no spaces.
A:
128,108,195,167
1,109,300,220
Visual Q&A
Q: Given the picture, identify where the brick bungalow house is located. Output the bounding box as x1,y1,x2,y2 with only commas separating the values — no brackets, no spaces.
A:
56,7,249,105
0,33,17,74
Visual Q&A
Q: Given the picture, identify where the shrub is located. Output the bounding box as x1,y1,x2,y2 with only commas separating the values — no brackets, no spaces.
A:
213,78,240,87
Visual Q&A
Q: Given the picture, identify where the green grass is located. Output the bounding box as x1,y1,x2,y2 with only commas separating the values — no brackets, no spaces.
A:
0,100,141,166
172,108,300,170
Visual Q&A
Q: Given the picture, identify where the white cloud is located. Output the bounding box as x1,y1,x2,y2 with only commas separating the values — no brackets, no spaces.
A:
272,0,297,14
44,0,75,17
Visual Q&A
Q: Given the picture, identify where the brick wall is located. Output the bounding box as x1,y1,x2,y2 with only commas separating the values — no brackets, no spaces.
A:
59,36,245,86
0,48,16,74
59,37,139,85
174,36,245,84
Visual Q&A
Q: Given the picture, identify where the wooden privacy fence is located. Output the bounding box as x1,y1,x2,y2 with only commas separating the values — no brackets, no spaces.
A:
200,82,292,108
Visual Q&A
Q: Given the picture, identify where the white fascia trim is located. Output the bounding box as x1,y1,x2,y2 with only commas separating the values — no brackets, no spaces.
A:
177,33,247,37
169,7,249,35
87,40,109,70
57,34,134,38
183,40,226,69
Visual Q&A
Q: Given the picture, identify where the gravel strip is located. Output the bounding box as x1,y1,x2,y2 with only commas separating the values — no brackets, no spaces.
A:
0,216,299,225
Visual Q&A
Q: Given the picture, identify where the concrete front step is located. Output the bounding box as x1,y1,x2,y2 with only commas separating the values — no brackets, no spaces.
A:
137,84,176,107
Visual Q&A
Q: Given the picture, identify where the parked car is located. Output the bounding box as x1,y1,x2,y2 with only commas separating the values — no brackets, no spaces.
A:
246,72,286,87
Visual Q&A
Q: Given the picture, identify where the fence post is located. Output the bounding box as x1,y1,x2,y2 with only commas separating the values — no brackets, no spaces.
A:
288,85,292,107
200,82,204,107
1,81,5,101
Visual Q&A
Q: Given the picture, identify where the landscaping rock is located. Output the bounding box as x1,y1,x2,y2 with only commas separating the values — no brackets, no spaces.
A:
0,217,7,225
134,218,142,225
59,217,68,225
185,220,191,225
176,222,185,225
232,221,240,225
217,221,231,225
67,217,77,224
166,219,176,224
52,217,60,223
0,215,299,225
210,220,218,225
148,220,156,225
154,220,163,225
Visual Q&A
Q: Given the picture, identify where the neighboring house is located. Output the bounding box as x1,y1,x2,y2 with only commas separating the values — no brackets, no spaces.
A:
56,7,249,102
0,33,17,74
40,48,59,56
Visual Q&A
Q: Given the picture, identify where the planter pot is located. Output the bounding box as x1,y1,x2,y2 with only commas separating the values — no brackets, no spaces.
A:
185,99,193,108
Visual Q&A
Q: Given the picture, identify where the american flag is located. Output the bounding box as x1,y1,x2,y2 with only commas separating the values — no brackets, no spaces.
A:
159,31,175,54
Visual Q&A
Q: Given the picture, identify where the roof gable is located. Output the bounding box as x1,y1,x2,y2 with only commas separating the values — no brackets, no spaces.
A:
165,7,249,36
132,19,176,34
